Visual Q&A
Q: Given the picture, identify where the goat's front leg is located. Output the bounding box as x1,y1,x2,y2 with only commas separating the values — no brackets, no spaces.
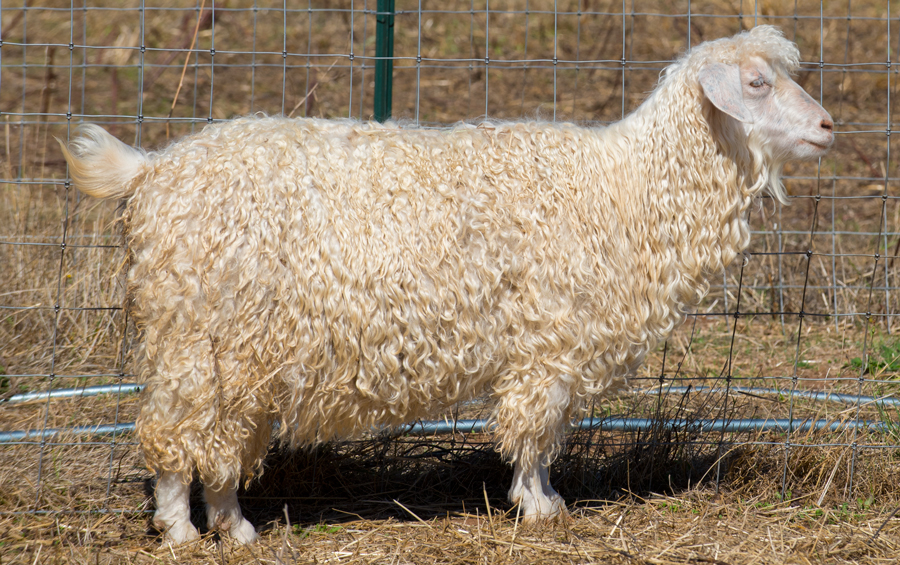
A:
494,371,574,523
508,455,568,521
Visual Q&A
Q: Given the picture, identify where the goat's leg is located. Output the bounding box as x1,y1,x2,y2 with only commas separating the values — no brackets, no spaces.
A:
509,455,567,521
153,470,199,544
204,483,258,544
494,370,575,523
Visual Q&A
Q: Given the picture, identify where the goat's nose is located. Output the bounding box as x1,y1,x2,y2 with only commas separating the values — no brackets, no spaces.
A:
820,117,834,132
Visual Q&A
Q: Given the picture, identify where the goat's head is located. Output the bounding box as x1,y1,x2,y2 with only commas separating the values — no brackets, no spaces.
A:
669,26,835,203
699,55,834,162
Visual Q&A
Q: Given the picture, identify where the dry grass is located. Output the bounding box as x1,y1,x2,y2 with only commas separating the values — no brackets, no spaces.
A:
1,422,900,564
3,1,900,563
3,319,900,563
8,500,900,565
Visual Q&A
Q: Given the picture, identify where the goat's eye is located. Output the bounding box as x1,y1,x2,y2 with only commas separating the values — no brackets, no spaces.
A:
749,78,766,88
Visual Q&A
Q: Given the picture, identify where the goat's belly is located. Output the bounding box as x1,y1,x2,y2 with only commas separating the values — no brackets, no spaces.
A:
273,341,504,444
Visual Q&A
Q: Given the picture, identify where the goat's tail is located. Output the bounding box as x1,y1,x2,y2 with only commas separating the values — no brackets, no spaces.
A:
57,125,150,200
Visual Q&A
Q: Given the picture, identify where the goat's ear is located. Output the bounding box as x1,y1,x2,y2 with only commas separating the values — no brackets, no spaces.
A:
698,63,752,123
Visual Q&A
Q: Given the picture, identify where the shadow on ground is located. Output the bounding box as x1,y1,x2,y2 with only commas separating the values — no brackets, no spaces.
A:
209,418,738,535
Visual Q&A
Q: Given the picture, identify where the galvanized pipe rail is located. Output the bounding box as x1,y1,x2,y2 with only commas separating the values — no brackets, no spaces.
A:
4,384,899,443
1,416,896,444
5,383,900,408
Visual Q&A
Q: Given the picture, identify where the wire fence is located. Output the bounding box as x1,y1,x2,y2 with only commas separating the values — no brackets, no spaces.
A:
1,0,900,517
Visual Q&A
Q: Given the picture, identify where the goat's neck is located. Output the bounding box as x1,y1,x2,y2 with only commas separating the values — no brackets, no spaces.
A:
595,96,754,309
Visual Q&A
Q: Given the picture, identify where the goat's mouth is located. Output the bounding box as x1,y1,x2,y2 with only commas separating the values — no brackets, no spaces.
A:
801,139,832,152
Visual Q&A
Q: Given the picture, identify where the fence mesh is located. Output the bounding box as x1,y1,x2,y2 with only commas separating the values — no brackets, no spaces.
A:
1,0,899,518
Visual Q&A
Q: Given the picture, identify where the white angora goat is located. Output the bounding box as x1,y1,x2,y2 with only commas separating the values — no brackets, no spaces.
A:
60,26,833,544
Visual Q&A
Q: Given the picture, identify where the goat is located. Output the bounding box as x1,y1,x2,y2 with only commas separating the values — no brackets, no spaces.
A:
59,25,833,544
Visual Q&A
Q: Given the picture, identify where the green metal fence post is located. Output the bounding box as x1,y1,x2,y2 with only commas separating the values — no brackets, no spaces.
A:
374,0,395,122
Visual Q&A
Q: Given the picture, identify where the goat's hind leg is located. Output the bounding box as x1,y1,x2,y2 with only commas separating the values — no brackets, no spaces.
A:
153,470,200,544
204,483,258,544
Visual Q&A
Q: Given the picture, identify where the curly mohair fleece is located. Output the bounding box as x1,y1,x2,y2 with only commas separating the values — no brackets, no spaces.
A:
65,26,802,492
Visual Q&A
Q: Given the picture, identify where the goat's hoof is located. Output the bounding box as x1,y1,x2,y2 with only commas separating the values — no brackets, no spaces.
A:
211,512,258,544
519,495,569,525
227,518,258,544
159,521,200,545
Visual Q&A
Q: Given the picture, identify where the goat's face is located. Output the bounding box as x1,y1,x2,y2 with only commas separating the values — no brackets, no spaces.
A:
700,56,834,161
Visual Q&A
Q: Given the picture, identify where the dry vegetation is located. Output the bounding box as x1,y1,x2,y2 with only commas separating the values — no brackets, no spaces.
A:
3,0,900,563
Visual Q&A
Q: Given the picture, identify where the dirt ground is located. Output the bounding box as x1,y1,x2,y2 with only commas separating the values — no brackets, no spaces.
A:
3,1,900,563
